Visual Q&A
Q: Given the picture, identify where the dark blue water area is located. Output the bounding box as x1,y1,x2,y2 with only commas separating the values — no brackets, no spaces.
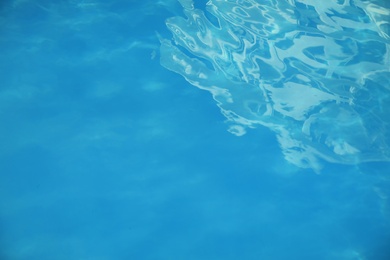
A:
0,1,390,260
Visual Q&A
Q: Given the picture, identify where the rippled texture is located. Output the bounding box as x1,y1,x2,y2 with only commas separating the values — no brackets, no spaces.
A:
160,0,390,171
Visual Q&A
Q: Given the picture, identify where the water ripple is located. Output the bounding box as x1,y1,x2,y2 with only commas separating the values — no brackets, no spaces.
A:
160,0,390,171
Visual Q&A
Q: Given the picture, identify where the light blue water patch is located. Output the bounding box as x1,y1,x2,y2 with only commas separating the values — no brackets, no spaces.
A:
0,0,390,260
160,0,390,172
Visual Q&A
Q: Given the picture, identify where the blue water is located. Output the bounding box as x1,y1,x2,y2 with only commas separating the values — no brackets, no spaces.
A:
0,0,389,259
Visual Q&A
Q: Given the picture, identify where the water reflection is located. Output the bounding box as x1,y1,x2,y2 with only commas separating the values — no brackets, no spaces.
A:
160,0,390,171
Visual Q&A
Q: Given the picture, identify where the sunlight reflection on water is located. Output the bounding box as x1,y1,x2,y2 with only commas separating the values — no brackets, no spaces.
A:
160,0,390,172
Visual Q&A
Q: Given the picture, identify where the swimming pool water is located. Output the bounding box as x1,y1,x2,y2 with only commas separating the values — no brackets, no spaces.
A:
0,0,389,259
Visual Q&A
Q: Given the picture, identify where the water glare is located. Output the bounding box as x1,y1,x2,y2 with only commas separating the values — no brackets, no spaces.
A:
160,0,390,171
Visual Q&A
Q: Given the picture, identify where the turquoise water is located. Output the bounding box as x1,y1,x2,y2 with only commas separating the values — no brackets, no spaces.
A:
0,0,389,259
